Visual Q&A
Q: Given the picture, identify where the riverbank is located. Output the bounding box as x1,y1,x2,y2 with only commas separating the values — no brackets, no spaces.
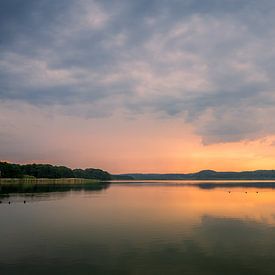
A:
0,178,100,185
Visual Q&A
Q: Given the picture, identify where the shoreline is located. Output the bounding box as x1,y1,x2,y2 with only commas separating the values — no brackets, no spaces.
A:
0,178,100,185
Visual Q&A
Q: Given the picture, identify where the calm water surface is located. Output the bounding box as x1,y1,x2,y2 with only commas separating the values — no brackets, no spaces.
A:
1,181,275,274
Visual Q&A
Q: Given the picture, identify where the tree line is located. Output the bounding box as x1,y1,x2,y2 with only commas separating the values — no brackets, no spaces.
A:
0,162,111,180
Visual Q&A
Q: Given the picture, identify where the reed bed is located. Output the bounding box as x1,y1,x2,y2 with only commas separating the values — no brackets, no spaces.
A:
0,178,99,185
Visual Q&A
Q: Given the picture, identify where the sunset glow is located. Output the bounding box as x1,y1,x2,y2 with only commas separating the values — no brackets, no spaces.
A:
1,0,275,173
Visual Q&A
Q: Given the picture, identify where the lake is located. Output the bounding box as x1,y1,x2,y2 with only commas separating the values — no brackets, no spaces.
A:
1,181,275,274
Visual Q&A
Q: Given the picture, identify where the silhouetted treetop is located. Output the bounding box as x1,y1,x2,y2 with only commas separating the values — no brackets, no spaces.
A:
0,162,111,180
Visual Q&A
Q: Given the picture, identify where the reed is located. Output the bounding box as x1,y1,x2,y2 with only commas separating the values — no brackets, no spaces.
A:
0,178,99,185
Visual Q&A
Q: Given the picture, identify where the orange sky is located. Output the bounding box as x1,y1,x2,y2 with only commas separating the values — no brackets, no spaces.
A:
2,105,275,174
1,0,275,174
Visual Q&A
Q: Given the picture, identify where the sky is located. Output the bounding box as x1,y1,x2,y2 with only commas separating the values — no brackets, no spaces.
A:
1,0,275,173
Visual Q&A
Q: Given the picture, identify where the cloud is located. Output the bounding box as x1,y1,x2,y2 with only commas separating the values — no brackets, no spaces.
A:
1,0,275,144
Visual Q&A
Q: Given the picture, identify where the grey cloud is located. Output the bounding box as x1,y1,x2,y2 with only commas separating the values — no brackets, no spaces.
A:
1,0,275,143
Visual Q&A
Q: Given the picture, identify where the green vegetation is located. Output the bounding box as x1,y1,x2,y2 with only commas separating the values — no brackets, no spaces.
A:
73,168,111,180
0,162,111,180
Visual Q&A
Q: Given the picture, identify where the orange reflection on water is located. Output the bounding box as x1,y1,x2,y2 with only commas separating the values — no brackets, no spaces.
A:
99,184,275,227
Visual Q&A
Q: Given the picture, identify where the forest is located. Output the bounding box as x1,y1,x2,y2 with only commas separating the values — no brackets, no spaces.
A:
0,162,111,180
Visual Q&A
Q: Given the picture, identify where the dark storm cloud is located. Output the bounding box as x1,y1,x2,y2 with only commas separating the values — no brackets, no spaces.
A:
1,0,275,143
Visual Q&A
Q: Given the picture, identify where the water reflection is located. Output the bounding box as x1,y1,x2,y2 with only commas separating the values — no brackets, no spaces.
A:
0,182,110,203
1,182,275,274
114,180,275,189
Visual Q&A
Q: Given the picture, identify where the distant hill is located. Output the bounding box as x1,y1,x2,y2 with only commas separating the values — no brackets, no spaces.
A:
117,169,275,180
3,161,275,181
111,174,135,180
